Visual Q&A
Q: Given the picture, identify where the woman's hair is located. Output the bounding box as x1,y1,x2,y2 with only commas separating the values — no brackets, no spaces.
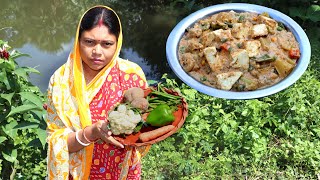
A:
79,7,120,39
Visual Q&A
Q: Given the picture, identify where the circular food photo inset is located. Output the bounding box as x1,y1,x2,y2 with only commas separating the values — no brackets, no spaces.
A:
166,3,311,99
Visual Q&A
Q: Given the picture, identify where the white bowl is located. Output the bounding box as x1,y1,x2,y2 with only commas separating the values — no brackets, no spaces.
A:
166,3,311,99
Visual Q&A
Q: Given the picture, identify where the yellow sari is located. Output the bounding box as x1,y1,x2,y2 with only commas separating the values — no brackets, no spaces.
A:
46,5,150,180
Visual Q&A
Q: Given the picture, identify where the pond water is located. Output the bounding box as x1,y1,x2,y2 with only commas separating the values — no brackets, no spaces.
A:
0,0,318,92
0,0,187,91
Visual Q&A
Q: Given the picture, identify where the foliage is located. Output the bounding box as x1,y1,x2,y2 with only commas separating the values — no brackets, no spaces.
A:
0,40,47,179
142,70,320,179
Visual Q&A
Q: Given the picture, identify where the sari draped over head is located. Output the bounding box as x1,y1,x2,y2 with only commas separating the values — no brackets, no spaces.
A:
46,5,150,180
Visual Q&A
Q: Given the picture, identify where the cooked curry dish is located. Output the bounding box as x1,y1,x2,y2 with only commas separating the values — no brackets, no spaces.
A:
178,11,300,91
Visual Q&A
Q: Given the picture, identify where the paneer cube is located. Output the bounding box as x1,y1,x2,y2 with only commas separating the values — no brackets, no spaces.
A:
251,24,268,37
216,71,243,90
204,46,221,71
231,49,249,70
259,16,277,28
259,16,278,34
231,23,251,39
201,31,216,47
245,40,261,57
213,29,233,42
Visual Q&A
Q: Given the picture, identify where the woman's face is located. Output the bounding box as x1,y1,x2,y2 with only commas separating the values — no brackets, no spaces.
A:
79,25,117,77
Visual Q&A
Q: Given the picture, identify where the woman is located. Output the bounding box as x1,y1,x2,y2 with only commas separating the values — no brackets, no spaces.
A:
46,5,150,179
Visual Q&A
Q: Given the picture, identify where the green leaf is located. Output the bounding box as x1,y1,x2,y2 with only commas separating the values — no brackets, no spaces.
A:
0,92,15,105
13,121,39,130
6,104,39,117
0,69,11,90
306,5,320,22
0,59,15,71
2,121,18,140
13,67,40,80
36,128,47,148
13,67,29,79
30,109,46,123
147,79,158,86
289,7,307,21
2,149,17,163
182,89,197,100
133,121,144,133
0,136,7,144
10,50,31,60
19,92,43,108
22,66,40,74
27,138,42,148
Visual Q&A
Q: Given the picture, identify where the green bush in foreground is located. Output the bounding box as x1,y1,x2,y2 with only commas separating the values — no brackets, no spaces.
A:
0,40,47,179
142,69,320,179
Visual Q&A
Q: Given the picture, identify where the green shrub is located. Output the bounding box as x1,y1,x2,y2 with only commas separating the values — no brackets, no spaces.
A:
0,40,47,179
142,69,320,179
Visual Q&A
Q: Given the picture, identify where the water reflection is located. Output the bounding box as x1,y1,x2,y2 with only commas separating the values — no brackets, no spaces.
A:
16,41,73,92
0,0,202,92
0,0,81,51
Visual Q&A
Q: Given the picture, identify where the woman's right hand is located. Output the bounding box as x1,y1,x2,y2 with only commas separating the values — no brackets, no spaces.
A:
88,120,124,148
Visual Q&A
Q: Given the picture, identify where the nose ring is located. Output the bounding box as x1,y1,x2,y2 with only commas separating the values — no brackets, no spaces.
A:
92,49,96,53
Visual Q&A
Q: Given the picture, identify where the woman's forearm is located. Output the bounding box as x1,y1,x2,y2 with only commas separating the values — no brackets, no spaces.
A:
67,121,124,152
68,130,88,152
67,126,96,152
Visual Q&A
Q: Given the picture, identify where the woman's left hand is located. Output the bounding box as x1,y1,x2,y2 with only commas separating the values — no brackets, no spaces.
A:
87,120,124,148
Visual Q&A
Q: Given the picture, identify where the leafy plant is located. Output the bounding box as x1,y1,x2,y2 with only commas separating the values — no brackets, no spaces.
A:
0,40,47,179
142,71,320,179
289,5,320,22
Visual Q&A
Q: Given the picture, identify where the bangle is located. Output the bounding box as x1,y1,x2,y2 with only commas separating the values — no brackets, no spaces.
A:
83,126,95,143
75,130,90,146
